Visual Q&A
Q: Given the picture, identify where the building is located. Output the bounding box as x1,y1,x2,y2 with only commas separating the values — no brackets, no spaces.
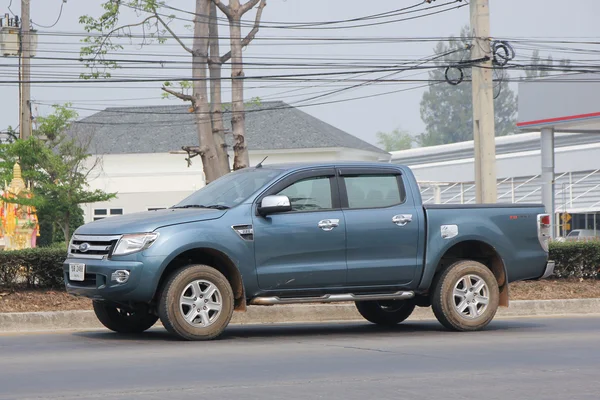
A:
391,132,600,237
70,101,390,222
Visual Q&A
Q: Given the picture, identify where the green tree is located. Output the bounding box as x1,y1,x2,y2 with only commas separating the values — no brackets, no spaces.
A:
418,26,517,147
0,104,115,244
376,129,414,151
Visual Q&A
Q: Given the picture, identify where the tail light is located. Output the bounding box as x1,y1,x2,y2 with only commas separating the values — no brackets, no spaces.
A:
537,214,551,252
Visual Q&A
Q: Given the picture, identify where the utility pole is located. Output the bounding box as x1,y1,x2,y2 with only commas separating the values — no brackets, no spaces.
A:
19,0,32,140
470,0,496,203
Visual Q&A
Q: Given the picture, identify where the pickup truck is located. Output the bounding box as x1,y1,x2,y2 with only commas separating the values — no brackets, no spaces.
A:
64,162,554,340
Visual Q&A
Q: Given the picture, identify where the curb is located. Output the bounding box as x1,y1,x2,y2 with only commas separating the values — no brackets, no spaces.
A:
1,298,599,333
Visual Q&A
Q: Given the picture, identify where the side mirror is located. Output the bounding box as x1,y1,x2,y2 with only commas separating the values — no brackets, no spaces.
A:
258,195,292,216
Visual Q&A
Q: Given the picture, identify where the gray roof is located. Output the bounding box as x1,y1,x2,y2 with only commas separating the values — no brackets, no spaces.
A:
70,100,387,155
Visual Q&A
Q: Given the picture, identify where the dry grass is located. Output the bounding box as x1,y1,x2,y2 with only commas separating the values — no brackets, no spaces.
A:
0,279,599,313
509,279,600,300
0,290,92,313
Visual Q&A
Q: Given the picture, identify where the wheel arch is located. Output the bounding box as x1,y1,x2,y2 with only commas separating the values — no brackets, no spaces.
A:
154,247,247,311
432,239,509,307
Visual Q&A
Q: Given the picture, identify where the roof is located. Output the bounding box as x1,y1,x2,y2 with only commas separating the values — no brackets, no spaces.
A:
69,100,388,155
390,131,600,165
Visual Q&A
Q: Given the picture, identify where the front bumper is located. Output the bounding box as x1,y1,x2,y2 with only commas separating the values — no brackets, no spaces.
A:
539,260,555,279
63,257,150,302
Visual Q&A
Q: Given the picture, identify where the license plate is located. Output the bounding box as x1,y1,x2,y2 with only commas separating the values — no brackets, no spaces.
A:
69,263,86,281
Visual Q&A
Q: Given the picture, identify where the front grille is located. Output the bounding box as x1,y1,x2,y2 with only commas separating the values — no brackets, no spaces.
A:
69,235,121,259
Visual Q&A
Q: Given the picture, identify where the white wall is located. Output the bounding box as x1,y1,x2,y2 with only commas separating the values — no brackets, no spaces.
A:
82,152,205,222
408,142,600,183
81,147,387,222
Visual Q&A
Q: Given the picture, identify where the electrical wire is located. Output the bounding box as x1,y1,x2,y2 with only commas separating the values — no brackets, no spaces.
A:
159,0,465,31
31,0,65,29
32,82,436,128
7,0,16,16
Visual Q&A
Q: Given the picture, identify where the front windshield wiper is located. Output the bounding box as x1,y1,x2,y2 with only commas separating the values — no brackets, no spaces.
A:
171,204,230,210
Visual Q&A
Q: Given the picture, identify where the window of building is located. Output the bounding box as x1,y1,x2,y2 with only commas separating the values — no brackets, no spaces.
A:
277,176,332,212
344,175,405,209
93,208,124,221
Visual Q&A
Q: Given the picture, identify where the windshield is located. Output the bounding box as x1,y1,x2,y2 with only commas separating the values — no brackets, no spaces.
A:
173,168,282,209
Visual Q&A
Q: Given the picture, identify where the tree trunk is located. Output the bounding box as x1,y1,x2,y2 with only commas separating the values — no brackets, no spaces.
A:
193,0,221,183
62,210,70,244
209,2,230,175
227,2,250,170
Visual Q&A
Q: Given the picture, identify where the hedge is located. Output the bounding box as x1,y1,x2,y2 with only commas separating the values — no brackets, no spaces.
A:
0,241,599,290
549,241,600,279
0,246,67,289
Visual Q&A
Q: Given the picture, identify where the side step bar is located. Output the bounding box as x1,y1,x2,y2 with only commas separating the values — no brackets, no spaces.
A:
249,291,414,305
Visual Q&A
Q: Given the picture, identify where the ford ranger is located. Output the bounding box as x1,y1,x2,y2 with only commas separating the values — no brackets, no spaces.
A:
64,162,554,340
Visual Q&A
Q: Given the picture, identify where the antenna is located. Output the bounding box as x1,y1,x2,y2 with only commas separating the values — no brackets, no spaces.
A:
255,156,268,168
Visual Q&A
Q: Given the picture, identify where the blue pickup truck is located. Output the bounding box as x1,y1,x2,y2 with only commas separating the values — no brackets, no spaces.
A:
64,162,554,340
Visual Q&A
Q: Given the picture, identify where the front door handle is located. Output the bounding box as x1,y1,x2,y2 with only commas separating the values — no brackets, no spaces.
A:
392,214,412,226
318,219,340,231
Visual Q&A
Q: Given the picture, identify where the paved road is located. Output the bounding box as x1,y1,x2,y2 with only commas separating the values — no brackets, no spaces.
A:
1,316,600,400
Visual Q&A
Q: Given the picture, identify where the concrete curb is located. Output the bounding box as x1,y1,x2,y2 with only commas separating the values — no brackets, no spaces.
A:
1,298,599,333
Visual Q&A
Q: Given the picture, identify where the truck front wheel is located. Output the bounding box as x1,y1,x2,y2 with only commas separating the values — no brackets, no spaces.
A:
158,264,234,341
92,301,158,333
431,260,500,331
355,300,416,326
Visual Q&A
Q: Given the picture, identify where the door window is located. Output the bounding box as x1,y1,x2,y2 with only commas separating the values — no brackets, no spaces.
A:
277,176,333,211
344,175,405,209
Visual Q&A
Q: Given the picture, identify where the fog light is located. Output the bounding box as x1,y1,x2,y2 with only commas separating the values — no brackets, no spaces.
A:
111,270,130,284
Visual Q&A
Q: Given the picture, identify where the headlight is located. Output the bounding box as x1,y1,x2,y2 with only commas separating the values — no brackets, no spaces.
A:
112,233,159,256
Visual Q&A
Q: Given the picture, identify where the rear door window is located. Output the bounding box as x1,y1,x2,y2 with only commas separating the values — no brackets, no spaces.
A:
343,175,405,209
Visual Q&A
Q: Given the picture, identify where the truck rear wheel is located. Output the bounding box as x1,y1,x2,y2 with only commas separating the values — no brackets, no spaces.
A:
158,264,234,341
355,300,416,326
92,301,158,334
431,260,499,331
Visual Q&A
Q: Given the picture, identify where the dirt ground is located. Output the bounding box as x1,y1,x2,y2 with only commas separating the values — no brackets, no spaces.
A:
0,279,599,313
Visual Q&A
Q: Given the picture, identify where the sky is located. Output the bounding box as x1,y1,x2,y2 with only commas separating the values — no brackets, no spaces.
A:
0,0,599,147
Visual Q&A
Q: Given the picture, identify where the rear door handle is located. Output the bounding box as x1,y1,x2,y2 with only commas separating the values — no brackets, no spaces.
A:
392,214,412,226
318,219,340,231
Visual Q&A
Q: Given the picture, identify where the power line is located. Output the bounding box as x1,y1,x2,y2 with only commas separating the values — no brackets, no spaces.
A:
31,0,65,29
7,0,16,16
160,0,464,30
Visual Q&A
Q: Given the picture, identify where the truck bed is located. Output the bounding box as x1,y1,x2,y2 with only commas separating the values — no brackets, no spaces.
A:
420,203,548,291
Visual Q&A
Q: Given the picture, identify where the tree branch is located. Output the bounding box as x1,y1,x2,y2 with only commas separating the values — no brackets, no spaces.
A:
161,86,195,102
154,11,194,54
92,15,155,60
210,0,231,18
219,0,266,64
240,0,261,15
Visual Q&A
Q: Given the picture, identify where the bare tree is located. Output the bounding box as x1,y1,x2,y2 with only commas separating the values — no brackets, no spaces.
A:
80,0,267,178
212,0,266,170
208,2,230,174
160,0,222,182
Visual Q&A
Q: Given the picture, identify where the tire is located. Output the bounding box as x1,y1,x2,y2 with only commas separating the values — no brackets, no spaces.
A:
355,299,416,326
92,301,158,334
431,260,500,332
158,264,234,341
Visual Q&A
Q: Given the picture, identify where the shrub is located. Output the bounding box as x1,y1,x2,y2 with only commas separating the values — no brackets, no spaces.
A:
0,247,67,289
549,241,600,279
